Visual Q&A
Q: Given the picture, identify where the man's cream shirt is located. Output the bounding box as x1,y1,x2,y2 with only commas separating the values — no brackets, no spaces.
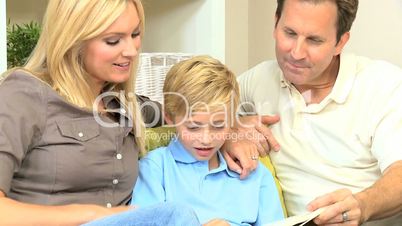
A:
238,53,402,226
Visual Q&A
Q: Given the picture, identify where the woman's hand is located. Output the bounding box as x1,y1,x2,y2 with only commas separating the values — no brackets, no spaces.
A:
203,218,230,226
0,191,134,226
82,204,134,221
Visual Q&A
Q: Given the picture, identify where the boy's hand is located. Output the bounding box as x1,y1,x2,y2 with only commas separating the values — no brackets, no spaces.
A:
203,218,230,226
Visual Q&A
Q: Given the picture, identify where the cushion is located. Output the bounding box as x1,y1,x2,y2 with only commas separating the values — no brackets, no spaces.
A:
144,127,287,216
144,126,176,157
259,156,287,217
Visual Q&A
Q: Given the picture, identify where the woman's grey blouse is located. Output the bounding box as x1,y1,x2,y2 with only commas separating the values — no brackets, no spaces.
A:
0,71,140,207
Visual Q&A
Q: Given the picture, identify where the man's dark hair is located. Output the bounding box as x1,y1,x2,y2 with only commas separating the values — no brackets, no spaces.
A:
275,0,358,42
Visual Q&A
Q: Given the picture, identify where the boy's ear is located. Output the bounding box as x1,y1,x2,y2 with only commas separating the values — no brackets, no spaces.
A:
164,112,174,125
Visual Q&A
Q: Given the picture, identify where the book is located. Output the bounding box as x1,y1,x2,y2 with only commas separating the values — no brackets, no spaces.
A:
264,208,326,226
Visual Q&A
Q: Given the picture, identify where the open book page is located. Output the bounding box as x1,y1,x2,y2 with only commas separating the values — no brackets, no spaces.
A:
264,207,326,226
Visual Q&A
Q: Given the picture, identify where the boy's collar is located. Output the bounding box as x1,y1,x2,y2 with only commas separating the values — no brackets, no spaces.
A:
168,138,239,178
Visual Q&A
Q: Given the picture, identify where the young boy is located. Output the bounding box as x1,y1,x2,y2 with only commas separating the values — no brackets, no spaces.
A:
132,55,284,225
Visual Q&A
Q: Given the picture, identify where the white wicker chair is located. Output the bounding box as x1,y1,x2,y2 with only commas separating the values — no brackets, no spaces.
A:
136,53,193,103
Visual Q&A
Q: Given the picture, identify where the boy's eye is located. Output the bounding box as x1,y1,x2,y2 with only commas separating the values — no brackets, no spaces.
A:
211,125,225,130
186,126,200,131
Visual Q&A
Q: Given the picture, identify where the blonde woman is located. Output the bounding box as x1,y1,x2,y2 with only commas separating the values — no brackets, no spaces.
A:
0,0,198,225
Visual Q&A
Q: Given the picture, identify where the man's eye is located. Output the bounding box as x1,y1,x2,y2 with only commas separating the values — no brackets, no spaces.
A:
308,38,323,44
284,30,296,37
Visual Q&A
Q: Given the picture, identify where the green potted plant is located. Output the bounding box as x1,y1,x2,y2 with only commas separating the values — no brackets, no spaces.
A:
7,21,41,68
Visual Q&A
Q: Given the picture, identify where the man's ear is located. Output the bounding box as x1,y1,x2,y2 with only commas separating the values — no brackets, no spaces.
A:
274,15,279,27
335,31,350,55
273,15,279,39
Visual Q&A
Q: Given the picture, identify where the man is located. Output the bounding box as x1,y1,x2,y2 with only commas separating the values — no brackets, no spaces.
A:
235,0,402,225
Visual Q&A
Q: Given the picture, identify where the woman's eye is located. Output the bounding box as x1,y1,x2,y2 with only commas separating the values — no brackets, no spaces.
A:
106,39,119,46
131,32,141,38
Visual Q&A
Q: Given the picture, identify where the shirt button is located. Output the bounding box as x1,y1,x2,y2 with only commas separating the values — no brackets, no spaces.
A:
78,132,84,137
112,179,119,185
116,154,123,160
106,203,112,208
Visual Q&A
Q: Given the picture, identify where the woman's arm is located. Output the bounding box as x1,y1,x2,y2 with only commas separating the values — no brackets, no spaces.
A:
0,191,131,226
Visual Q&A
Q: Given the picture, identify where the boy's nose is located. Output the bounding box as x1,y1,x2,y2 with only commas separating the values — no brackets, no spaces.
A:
200,130,212,145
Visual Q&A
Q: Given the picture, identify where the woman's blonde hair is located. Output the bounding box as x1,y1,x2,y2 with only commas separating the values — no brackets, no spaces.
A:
13,0,146,152
163,55,239,123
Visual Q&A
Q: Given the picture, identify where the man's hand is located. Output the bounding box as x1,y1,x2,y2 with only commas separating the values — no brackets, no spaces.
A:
222,139,260,179
308,161,402,225
236,115,281,156
307,189,362,225
222,114,280,179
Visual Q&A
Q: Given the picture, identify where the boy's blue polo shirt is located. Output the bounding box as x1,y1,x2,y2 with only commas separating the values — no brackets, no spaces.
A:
132,138,284,226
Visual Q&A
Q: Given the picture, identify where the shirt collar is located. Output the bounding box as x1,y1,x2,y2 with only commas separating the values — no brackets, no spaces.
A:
102,94,127,113
101,93,133,135
168,138,239,178
279,71,291,88
279,53,358,104
328,53,358,104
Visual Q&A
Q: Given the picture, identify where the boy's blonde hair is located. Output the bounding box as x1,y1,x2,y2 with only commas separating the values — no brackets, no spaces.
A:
163,55,239,122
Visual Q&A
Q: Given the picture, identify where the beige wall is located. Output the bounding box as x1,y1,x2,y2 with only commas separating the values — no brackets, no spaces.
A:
143,0,250,75
248,0,276,70
142,0,226,64
142,0,205,53
344,0,402,67
225,0,249,75
6,0,47,24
